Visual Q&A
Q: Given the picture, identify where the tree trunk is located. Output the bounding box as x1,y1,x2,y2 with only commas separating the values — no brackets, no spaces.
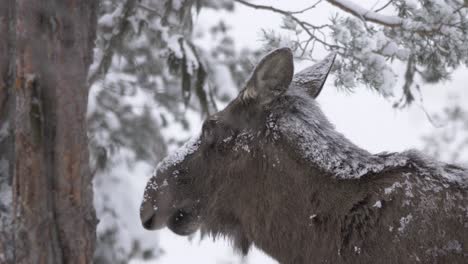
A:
0,1,98,263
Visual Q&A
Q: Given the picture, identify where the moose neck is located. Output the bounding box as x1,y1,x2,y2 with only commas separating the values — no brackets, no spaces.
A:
273,90,409,180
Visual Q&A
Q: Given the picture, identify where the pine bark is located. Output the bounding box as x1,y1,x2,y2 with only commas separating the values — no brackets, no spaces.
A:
0,0,98,263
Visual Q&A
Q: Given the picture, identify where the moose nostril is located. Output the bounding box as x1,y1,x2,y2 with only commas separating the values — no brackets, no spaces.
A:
142,214,155,229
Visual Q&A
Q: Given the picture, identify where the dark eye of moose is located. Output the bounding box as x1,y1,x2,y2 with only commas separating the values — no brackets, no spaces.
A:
175,177,191,186
202,119,217,140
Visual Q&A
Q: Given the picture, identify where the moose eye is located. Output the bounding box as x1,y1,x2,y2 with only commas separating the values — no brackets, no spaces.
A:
175,177,192,186
202,119,217,139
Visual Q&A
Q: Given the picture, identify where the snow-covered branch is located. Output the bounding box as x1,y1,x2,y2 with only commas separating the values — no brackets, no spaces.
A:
88,0,138,85
326,0,403,27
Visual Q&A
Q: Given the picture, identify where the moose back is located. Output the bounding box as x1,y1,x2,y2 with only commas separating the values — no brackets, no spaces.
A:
140,48,468,263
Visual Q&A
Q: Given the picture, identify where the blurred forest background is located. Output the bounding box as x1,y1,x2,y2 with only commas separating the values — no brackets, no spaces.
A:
84,0,468,263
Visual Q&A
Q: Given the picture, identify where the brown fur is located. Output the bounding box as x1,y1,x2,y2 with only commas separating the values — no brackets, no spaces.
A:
140,48,468,263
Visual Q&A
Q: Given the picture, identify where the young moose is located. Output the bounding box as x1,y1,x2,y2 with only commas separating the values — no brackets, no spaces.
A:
140,48,468,263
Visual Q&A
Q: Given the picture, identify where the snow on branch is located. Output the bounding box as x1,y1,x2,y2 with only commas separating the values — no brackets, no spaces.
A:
326,0,403,27
88,0,138,85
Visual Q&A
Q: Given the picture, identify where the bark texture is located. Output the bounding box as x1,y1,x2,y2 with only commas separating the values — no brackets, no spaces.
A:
0,2,16,262
0,0,98,263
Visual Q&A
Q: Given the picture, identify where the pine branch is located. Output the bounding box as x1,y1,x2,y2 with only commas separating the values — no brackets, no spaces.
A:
88,0,138,85
326,0,403,27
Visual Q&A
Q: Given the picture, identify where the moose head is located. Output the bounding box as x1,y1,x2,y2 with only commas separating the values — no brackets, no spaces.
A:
140,48,467,263
140,46,334,243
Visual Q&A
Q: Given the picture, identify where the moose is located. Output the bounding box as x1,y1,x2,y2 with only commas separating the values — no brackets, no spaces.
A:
140,48,468,263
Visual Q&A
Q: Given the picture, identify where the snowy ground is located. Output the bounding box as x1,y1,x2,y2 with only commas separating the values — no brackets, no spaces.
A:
116,0,468,263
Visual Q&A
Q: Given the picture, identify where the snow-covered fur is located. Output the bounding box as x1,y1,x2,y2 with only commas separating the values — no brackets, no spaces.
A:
276,88,468,184
140,48,468,264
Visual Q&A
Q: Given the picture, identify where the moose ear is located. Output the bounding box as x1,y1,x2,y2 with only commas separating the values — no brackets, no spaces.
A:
242,48,294,105
292,52,336,98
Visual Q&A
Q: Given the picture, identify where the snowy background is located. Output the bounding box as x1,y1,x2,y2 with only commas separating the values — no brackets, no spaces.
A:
90,0,468,263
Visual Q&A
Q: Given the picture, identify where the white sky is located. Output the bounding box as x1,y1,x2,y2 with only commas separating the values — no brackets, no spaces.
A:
135,1,468,263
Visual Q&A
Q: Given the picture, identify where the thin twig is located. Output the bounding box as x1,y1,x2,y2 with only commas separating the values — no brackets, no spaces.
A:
375,0,393,13
234,0,339,49
289,0,323,14
137,3,162,16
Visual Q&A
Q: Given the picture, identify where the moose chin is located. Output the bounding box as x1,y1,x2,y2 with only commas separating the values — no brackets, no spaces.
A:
140,48,468,264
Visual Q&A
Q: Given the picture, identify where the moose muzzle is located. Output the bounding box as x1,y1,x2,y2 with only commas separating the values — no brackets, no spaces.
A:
140,198,171,230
